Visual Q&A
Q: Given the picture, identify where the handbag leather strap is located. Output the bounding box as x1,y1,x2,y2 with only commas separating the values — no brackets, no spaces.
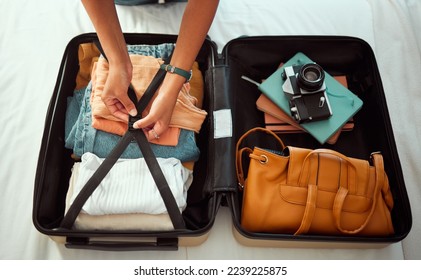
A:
332,152,383,234
295,150,384,235
294,184,318,235
298,148,358,189
235,127,285,189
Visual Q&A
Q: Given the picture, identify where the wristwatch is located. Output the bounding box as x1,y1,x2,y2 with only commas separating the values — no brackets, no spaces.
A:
160,64,193,82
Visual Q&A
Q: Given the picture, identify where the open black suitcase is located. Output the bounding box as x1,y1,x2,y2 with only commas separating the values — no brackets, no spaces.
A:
33,33,412,250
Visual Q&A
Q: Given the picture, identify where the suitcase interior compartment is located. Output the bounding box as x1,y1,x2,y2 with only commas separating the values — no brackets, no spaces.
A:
224,36,412,245
33,33,221,246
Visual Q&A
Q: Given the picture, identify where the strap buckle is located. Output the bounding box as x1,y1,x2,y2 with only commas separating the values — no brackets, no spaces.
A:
128,115,141,131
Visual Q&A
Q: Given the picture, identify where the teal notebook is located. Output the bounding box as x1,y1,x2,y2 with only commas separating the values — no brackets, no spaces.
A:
258,52,363,144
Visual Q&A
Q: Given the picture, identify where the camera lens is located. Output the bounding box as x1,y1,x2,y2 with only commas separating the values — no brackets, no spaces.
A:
297,63,325,91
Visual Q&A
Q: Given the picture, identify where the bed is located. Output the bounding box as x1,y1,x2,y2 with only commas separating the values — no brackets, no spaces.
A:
1,0,420,259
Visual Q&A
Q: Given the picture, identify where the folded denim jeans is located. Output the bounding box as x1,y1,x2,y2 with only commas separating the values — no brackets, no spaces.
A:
126,43,175,58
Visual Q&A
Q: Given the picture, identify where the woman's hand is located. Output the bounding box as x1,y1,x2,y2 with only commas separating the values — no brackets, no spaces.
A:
133,75,182,141
101,61,137,121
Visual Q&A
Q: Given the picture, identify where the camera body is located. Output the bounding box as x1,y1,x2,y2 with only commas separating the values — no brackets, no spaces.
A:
282,63,332,123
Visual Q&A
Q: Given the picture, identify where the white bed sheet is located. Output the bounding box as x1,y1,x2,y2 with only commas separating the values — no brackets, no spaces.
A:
0,0,420,260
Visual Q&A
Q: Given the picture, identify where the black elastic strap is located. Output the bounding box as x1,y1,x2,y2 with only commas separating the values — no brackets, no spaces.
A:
60,132,133,229
61,123,185,230
132,127,186,229
127,70,186,229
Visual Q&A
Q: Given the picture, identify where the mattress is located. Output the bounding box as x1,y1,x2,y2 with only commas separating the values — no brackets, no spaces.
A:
0,0,420,259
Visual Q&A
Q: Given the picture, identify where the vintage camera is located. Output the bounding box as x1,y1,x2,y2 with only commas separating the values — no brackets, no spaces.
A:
282,62,332,123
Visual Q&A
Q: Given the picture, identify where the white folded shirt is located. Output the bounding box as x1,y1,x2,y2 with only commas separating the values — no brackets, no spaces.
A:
70,152,193,215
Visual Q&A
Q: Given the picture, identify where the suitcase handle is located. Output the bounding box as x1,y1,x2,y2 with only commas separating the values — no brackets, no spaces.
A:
65,237,178,251
209,66,237,192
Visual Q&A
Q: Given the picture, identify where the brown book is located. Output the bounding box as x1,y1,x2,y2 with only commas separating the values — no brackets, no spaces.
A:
264,112,354,132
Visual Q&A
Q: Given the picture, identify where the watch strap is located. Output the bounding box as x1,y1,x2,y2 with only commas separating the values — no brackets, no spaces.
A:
160,63,192,82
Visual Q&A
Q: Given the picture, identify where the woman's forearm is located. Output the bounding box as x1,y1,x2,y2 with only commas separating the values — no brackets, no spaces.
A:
80,0,220,134
81,0,132,72
170,0,220,71
133,0,219,136
158,0,220,102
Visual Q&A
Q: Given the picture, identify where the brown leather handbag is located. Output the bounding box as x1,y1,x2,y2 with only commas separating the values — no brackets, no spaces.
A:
236,127,395,236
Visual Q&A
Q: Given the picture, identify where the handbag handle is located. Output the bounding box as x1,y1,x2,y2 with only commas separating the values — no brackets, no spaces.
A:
333,152,384,234
235,127,286,189
295,150,384,235
297,148,358,189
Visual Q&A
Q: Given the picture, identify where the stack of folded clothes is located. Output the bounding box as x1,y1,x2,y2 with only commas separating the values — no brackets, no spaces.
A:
63,42,207,230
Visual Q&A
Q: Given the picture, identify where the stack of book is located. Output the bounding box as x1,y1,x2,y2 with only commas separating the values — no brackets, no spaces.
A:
256,92,354,145
255,52,363,145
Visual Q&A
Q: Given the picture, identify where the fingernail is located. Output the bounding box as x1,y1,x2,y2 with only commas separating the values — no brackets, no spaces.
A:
132,122,139,129
129,109,137,117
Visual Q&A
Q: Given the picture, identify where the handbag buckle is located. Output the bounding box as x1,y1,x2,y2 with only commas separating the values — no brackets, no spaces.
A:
259,155,269,164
